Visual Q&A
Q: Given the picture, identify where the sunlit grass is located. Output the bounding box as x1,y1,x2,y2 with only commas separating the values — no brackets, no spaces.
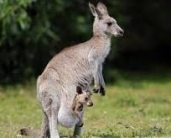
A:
1,71,171,138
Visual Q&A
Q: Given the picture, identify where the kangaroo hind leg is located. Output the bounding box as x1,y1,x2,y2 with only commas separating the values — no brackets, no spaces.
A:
40,89,60,138
41,111,50,138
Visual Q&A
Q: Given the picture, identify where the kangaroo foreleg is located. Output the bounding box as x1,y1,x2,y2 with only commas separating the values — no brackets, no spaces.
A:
93,64,105,96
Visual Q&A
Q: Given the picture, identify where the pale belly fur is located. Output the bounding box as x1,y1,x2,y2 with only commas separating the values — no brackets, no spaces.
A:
58,104,79,128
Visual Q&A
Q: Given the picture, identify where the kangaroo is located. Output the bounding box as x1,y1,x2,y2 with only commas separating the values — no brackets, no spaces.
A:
36,2,123,138
72,86,93,127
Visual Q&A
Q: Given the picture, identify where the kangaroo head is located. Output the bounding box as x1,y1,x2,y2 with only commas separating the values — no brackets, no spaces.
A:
75,86,93,108
89,2,124,37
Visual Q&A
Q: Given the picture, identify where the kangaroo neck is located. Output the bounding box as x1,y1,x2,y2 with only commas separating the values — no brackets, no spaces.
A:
91,34,112,51
90,34,112,63
92,33,112,44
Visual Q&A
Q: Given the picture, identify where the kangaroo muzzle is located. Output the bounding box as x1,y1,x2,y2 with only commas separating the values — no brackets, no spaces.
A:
113,24,124,37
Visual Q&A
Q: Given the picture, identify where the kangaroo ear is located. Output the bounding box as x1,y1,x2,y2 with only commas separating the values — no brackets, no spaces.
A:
89,2,103,19
89,2,97,17
96,2,108,16
76,86,82,94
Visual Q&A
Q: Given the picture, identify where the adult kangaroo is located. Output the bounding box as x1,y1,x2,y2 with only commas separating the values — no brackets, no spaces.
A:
37,2,124,138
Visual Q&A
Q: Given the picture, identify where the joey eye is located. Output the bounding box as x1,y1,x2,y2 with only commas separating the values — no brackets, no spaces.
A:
107,22,113,26
85,97,88,101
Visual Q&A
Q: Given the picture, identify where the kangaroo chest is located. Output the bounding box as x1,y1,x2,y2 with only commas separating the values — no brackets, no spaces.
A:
96,39,111,63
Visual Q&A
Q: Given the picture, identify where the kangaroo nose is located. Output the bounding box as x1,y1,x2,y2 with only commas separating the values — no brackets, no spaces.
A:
119,29,124,36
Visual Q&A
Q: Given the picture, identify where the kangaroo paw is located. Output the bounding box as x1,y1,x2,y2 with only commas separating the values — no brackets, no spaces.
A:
100,86,105,96
93,86,105,96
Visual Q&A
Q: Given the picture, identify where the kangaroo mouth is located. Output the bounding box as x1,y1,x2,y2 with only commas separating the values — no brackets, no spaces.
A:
115,32,124,37
114,29,124,37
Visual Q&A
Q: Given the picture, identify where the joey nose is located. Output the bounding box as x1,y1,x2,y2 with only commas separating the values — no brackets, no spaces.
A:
87,102,93,107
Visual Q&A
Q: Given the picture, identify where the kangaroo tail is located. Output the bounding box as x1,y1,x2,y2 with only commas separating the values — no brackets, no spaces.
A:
18,127,40,137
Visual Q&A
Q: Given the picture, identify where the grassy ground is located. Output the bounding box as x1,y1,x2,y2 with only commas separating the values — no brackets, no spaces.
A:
1,71,171,138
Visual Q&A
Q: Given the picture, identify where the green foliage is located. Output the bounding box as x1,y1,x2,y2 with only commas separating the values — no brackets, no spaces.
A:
0,0,32,39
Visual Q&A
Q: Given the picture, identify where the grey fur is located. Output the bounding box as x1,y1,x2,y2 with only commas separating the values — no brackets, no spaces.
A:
37,2,124,138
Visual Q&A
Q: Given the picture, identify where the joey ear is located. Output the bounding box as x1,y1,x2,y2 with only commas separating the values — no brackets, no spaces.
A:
76,86,82,94
96,2,108,16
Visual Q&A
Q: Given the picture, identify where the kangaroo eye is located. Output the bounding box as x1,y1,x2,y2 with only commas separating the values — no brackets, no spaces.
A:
107,22,112,26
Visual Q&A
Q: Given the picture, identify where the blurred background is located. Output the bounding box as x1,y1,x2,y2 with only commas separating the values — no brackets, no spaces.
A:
0,0,170,84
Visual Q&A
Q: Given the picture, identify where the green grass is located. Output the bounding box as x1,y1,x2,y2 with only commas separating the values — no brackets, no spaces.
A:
1,71,171,138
